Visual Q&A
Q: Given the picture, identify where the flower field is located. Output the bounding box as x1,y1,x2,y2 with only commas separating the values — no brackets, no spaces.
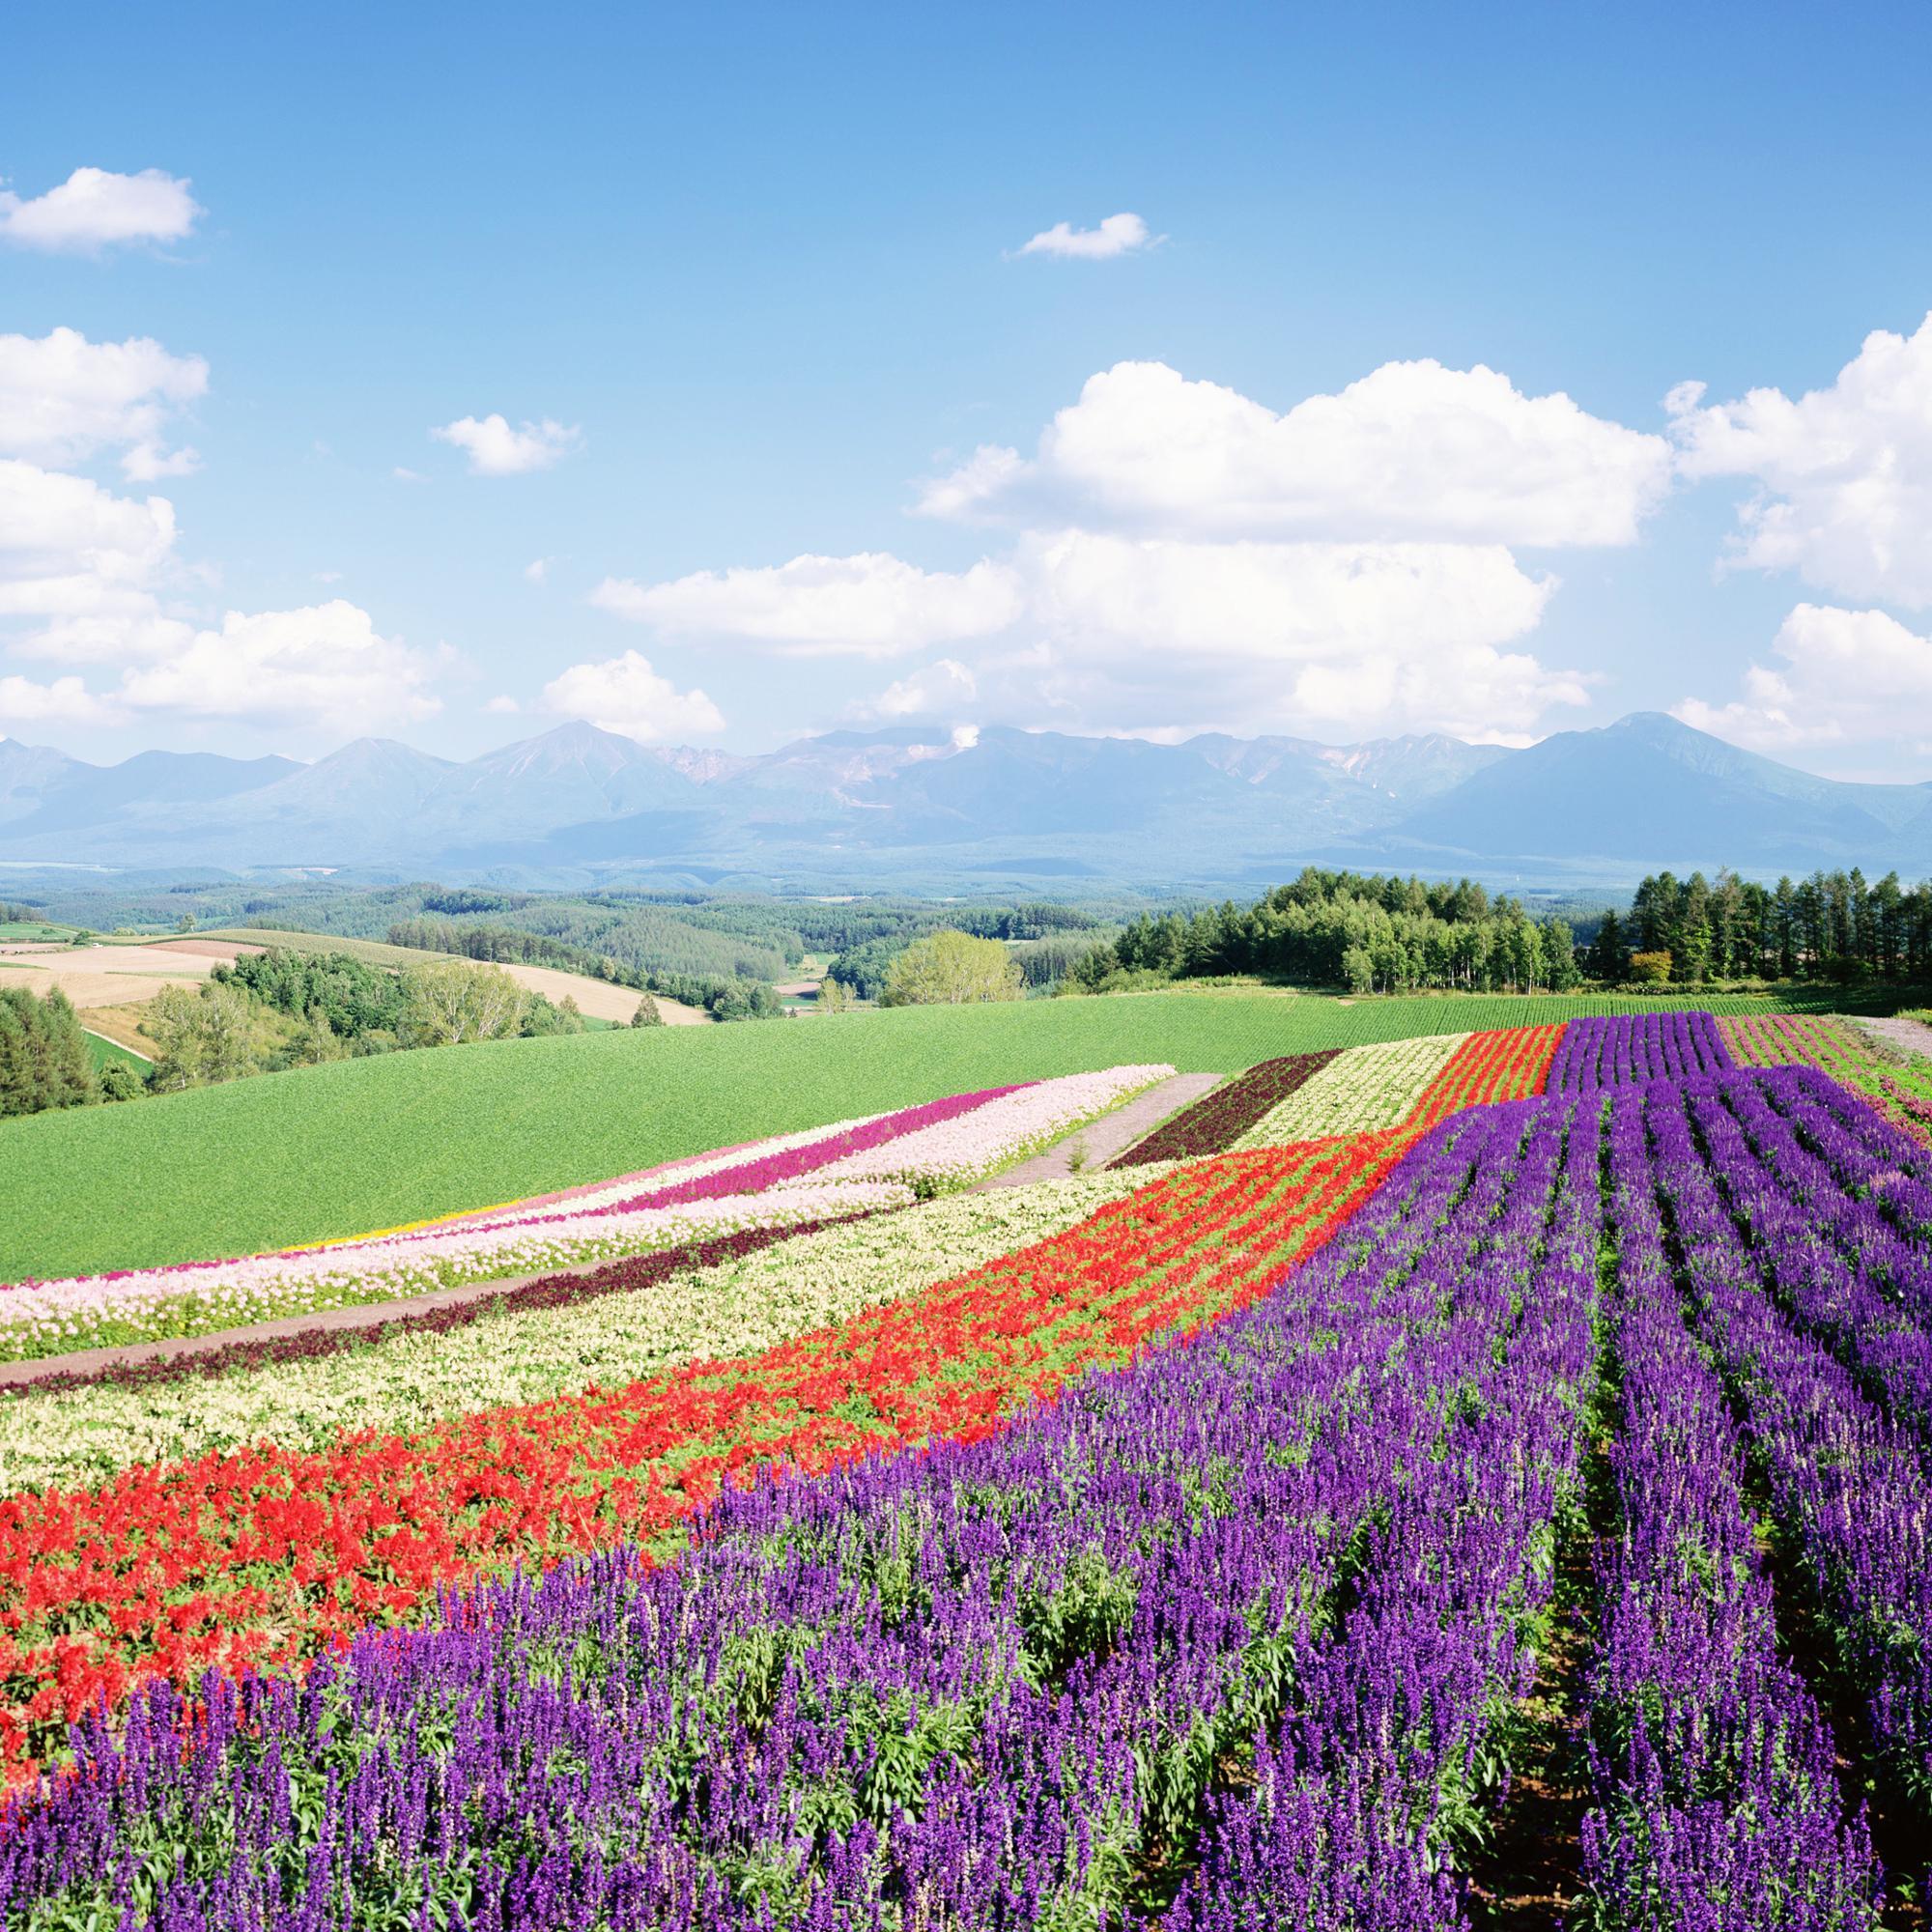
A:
5,1011,1932,1926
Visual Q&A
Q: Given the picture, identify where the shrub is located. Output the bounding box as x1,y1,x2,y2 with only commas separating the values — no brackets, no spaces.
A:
1628,951,1672,984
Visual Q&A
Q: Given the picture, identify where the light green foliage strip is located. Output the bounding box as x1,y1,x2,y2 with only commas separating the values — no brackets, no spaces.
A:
0,1170,1159,1494
1,987,1777,1281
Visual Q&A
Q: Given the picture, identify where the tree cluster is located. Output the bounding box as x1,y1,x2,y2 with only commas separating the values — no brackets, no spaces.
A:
1059,868,1580,997
0,986,99,1117
1586,867,1932,983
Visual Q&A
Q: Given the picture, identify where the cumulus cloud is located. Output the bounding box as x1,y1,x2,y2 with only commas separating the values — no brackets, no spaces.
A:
0,167,203,253
541,649,724,742
589,552,1025,658
1015,213,1157,260
854,657,980,722
0,673,114,727
114,601,446,727
0,327,206,478
1674,603,1932,760
1012,530,1578,740
919,357,1672,547
431,413,582,476
1668,312,1932,609
485,694,521,714
0,460,181,646
523,557,550,583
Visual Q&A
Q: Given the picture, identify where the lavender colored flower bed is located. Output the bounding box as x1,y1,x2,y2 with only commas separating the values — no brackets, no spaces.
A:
1545,1009,1734,1091
0,1099,1593,1928
1579,1087,1881,1924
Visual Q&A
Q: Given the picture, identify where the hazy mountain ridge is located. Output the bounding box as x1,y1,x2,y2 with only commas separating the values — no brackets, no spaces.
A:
2,712,1928,887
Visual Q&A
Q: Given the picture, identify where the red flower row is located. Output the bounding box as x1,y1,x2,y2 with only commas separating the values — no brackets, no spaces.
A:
1406,1023,1562,1131
0,1133,1402,1779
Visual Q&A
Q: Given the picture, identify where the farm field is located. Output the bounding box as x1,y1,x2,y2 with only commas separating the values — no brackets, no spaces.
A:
3,1003,1929,1925
194,925,708,1024
2,986,1790,1281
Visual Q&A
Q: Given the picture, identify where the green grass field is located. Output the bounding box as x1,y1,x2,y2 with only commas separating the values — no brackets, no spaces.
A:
194,927,457,969
80,1030,152,1075
0,985,1787,1281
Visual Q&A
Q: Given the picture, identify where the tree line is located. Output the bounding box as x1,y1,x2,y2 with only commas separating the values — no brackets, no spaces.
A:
1059,869,1582,997
1588,867,1932,982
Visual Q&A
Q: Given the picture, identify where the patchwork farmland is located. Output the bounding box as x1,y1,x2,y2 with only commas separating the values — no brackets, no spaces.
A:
2,1004,1930,1926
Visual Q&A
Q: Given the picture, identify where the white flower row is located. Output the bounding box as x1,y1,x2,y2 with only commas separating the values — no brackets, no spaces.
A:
812,1065,1176,1189
1234,1034,1467,1146
0,1182,913,1362
0,1168,1167,1493
415,1107,898,1239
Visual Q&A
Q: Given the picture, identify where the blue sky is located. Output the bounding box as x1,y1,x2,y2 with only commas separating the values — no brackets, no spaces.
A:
5,0,1932,776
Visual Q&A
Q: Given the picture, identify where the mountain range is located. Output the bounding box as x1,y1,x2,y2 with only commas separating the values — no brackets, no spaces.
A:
1,712,1924,892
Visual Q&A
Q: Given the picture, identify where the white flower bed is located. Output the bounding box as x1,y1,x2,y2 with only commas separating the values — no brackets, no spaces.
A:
0,1167,1167,1492
815,1065,1175,1191
1233,1034,1467,1145
0,1181,912,1360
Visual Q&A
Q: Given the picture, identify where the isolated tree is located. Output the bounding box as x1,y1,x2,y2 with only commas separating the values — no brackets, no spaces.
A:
877,930,1024,1007
401,959,530,1046
146,980,260,1091
176,912,196,933
631,993,665,1028
815,975,853,1012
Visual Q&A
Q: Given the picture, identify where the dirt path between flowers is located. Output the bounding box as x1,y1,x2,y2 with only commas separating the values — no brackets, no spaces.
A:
1855,1013,1932,1061
972,1073,1222,1190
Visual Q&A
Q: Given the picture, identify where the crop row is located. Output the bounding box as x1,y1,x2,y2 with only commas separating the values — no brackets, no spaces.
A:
0,1086,1587,1926
0,1067,1172,1359
0,1134,1394,1779
1546,1009,1735,1090
1233,1031,1467,1144
0,1168,1160,1494
1109,1051,1338,1165
1721,1009,1932,1149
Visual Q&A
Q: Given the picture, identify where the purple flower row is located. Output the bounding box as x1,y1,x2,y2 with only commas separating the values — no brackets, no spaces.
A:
1545,1009,1735,1092
0,1100,1590,1927
1637,1075,1932,1901
1578,1086,1881,1925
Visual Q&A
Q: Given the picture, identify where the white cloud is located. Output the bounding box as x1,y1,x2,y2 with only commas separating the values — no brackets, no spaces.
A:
0,673,114,727
919,357,1672,547
0,167,203,253
1010,529,1577,739
590,552,1024,658
855,657,980,721
392,466,428,483
1015,213,1157,260
1669,311,1932,608
0,328,206,478
1674,603,1932,760
0,460,181,648
524,556,550,583
485,694,521,714
541,649,724,741
115,601,446,727
431,413,582,476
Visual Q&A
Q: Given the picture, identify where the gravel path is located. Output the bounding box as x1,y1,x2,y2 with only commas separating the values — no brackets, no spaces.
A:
972,1072,1222,1190
1854,1013,1932,1060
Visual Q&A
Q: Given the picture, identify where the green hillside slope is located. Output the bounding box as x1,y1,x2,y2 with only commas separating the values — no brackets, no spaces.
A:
2,986,1780,1281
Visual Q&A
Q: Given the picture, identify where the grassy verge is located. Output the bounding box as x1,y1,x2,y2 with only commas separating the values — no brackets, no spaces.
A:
3,987,1778,1281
